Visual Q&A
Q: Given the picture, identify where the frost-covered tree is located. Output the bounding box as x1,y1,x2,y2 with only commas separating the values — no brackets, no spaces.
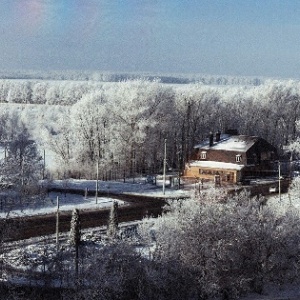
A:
36,105,76,178
2,77,300,178
0,122,43,197
6,81,32,104
70,208,81,247
31,81,48,104
287,176,300,205
139,190,300,298
107,201,119,239
71,242,198,300
105,79,175,176
71,90,110,176
173,86,222,165
256,80,300,147
70,208,81,280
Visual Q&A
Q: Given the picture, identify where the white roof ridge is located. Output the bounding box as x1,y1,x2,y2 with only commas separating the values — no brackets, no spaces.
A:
194,134,258,151
188,160,244,170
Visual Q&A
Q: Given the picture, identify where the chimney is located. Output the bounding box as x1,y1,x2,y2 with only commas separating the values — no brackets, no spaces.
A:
209,132,213,147
215,131,221,142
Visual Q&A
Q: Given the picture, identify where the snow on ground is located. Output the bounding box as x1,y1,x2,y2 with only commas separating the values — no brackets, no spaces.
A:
0,192,125,218
2,179,300,298
48,178,190,198
0,178,191,219
0,175,295,219
2,175,294,220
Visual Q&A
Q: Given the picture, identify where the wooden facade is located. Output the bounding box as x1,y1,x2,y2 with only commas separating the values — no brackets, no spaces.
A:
184,133,278,184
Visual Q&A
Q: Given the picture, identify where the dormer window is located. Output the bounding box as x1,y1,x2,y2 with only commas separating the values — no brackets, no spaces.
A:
236,154,242,163
200,151,207,159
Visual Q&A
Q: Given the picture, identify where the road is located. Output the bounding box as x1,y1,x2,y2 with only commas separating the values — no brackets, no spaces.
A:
1,192,167,242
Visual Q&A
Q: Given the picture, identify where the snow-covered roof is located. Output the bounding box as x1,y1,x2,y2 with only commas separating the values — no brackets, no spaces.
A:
194,134,259,152
188,160,244,171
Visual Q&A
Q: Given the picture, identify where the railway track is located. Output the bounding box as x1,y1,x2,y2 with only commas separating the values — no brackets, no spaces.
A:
1,193,168,242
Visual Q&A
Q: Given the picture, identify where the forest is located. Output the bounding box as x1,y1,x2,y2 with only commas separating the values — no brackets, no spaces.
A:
0,74,300,299
0,75,299,179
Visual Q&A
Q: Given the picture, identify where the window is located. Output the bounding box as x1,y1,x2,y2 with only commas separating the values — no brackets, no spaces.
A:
200,151,207,159
236,154,242,162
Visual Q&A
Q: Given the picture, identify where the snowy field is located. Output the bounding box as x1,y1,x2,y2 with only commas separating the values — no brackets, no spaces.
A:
0,178,190,219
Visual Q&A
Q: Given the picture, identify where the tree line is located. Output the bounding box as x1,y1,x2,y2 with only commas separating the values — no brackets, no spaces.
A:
0,78,300,179
0,71,264,85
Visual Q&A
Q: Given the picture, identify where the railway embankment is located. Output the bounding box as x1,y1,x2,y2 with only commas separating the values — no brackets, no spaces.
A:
2,191,172,241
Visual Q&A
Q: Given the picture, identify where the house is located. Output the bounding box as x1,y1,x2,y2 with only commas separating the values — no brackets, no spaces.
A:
184,132,278,184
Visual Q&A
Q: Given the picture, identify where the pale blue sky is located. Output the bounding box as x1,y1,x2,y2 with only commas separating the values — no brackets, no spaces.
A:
1,0,300,78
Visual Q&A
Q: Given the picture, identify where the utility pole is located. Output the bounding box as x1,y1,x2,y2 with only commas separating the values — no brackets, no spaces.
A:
163,139,167,195
278,161,281,202
95,159,99,204
21,155,24,188
177,151,181,189
42,149,46,180
56,196,59,252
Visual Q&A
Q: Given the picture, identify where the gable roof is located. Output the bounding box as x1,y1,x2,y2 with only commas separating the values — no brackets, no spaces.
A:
194,134,260,152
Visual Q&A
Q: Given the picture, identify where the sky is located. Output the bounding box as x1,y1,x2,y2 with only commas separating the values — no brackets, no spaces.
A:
1,0,300,78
